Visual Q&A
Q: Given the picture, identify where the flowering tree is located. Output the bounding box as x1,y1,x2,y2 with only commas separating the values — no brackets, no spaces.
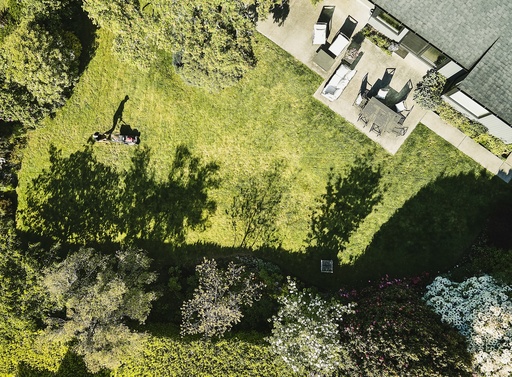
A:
424,275,512,377
181,258,264,339
267,278,353,376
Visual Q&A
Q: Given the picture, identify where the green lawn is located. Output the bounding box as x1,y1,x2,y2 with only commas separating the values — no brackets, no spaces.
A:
16,30,510,284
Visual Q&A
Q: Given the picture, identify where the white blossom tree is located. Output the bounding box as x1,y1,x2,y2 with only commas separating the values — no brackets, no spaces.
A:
424,275,512,377
181,258,264,338
267,278,354,376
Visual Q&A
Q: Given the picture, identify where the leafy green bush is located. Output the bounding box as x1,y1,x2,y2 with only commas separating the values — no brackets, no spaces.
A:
361,25,392,55
119,327,295,376
437,102,512,158
414,69,446,110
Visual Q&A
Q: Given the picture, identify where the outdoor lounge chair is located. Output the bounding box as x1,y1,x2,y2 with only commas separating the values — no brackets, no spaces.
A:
328,33,349,57
313,6,334,45
313,23,327,45
321,64,357,101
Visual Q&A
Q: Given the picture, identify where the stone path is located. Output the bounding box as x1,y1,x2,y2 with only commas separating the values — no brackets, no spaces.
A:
420,112,512,183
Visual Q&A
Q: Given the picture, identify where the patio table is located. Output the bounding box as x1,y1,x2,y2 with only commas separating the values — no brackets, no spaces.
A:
361,97,403,134
313,49,335,71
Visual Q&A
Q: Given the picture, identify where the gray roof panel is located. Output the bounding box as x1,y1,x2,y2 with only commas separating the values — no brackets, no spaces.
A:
373,0,512,69
373,0,512,124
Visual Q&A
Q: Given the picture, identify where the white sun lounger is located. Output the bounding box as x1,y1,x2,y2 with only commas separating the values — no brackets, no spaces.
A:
328,33,350,57
313,23,327,45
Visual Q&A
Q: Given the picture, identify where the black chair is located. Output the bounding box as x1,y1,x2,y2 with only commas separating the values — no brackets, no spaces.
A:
357,112,370,127
370,123,382,136
353,90,369,108
392,127,408,136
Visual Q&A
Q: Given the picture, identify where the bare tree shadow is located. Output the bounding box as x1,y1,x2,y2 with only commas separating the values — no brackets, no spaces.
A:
270,0,289,26
305,155,386,256
20,145,121,245
21,144,220,246
121,145,220,244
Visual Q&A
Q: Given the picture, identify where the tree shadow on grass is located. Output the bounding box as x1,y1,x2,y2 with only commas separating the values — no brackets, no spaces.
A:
306,155,386,256
338,171,509,286
21,145,121,246
21,144,219,247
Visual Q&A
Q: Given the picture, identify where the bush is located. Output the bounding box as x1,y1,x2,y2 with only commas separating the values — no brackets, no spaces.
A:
339,276,472,376
436,102,512,158
413,69,446,110
361,25,392,55
425,275,512,377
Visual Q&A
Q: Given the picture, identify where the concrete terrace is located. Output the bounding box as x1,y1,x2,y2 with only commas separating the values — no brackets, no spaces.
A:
257,0,512,182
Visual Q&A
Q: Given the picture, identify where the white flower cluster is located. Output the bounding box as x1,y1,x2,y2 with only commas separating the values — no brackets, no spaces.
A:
424,275,512,377
267,277,354,376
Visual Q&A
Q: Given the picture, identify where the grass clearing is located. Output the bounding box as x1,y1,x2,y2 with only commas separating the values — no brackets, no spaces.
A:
16,30,510,284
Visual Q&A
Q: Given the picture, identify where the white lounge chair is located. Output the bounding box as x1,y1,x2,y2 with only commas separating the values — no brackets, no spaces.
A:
328,33,349,57
313,23,327,45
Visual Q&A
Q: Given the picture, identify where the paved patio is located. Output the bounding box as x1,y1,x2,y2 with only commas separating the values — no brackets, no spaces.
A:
258,0,512,182
258,0,431,154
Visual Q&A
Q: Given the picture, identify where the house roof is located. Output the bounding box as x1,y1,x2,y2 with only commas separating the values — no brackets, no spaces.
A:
458,37,512,125
373,0,512,124
372,0,512,69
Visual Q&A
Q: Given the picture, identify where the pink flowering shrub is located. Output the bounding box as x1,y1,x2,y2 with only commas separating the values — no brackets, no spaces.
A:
424,275,512,376
338,276,471,376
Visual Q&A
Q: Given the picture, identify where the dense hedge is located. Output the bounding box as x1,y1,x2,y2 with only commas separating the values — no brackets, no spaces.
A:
1,327,294,377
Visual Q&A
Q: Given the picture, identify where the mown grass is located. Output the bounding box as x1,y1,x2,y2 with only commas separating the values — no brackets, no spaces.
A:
16,29,511,282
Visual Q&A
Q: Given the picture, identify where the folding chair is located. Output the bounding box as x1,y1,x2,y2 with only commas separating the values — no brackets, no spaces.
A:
357,112,370,127
392,127,408,136
370,123,382,136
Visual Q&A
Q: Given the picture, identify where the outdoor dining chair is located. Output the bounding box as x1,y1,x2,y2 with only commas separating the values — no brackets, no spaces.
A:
396,102,414,117
357,112,370,127
392,126,408,136
353,92,369,109
370,122,382,136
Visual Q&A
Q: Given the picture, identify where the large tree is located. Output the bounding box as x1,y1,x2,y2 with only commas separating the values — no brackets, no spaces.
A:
83,0,278,90
82,0,158,70
181,258,263,338
157,0,277,91
0,19,81,126
41,247,157,373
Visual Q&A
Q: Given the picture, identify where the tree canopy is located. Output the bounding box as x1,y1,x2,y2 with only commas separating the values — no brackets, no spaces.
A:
41,247,157,373
0,4,81,127
267,278,353,375
82,0,278,90
181,258,264,338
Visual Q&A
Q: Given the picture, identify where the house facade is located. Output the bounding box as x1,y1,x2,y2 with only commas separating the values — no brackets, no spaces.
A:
367,0,512,143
